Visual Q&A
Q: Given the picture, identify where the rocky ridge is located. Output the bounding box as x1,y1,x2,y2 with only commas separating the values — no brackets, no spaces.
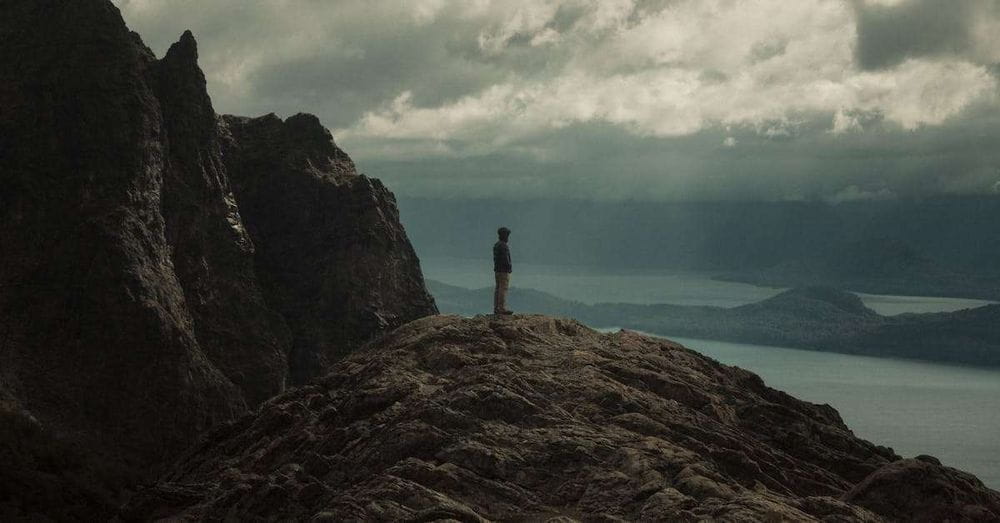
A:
125,315,1000,521
0,0,435,516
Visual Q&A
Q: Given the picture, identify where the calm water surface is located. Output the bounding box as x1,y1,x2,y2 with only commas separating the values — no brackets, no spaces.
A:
425,257,1000,489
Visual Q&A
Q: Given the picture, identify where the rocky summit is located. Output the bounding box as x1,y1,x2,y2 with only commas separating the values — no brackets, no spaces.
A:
0,0,434,516
125,315,1000,521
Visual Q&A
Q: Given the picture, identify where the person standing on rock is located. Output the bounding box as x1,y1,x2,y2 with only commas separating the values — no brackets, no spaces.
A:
494,227,514,315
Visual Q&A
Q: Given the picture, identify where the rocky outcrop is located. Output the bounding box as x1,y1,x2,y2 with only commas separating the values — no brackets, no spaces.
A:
0,0,435,506
844,456,1000,522
122,314,997,521
220,113,436,384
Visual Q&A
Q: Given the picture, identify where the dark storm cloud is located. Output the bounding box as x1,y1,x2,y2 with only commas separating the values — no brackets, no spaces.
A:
853,0,1000,73
245,29,507,128
361,100,1000,203
852,0,974,70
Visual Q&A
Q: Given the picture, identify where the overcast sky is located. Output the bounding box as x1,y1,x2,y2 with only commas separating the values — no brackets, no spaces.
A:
113,0,1000,201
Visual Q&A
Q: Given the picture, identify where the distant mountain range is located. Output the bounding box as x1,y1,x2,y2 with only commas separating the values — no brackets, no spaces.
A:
429,280,1000,368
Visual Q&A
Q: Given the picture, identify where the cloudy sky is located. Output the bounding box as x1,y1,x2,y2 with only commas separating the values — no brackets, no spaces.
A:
113,0,1000,201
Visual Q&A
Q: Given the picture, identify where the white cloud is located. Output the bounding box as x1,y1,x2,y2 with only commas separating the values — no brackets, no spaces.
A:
832,109,864,134
847,59,995,130
332,0,996,158
826,185,896,203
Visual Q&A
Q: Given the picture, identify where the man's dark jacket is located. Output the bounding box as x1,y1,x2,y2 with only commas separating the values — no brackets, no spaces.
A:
493,240,512,273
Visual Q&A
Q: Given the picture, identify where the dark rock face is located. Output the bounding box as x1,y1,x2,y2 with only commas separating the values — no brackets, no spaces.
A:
0,406,121,521
152,30,290,406
0,0,246,468
220,113,436,384
124,314,955,521
844,456,1000,522
0,0,435,511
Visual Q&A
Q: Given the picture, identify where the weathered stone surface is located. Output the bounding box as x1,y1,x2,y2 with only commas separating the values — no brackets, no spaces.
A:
0,1,435,518
125,315,944,522
220,113,437,384
844,456,1000,522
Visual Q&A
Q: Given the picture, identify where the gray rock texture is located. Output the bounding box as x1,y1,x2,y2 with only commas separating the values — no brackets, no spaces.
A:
125,315,997,522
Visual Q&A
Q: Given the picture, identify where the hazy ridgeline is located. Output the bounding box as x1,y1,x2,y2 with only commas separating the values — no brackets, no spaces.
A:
399,196,1000,275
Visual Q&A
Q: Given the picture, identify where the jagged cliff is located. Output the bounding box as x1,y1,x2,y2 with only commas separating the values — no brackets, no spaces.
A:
0,0,434,516
125,315,1000,521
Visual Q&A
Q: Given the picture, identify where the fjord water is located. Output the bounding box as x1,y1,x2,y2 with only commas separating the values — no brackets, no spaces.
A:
423,256,1000,488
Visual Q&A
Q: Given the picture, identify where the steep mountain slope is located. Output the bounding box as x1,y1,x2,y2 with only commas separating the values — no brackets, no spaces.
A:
125,315,1000,521
0,2,436,516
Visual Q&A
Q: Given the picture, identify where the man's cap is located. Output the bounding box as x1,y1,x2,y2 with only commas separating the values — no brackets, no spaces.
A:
498,226,511,235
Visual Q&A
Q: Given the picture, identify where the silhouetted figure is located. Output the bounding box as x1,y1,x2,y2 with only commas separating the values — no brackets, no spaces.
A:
494,227,513,315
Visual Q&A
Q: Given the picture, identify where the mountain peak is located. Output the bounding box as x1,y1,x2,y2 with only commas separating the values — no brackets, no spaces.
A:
160,29,199,69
